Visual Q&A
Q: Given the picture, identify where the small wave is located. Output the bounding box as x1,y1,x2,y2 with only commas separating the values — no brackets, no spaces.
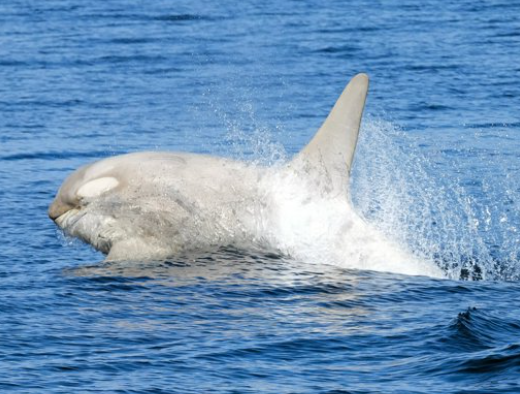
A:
108,37,157,45
0,150,121,162
315,45,361,54
151,14,206,22
457,343,520,374
97,54,168,64
81,12,216,23
441,307,520,353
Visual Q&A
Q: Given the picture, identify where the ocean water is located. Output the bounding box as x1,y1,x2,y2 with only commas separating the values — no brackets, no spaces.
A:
1,0,520,392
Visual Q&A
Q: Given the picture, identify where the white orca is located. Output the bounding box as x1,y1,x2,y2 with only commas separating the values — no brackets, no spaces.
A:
49,74,444,277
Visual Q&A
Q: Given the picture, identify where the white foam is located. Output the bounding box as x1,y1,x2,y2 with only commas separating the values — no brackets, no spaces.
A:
256,168,444,278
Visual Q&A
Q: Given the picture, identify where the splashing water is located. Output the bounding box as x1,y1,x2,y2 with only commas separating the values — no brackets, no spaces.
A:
352,120,520,281
215,114,520,281
259,168,444,278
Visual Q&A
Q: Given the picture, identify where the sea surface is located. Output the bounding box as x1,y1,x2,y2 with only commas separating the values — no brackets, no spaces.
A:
1,0,520,392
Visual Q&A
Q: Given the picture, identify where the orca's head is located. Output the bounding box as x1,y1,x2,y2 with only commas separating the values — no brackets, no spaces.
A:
49,159,127,254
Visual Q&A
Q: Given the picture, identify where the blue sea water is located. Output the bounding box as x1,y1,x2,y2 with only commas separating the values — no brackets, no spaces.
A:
1,0,520,392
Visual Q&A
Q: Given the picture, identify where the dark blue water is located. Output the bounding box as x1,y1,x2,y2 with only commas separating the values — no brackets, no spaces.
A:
1,0,520,392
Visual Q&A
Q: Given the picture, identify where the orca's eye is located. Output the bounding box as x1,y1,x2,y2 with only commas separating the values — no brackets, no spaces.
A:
77,177,119,199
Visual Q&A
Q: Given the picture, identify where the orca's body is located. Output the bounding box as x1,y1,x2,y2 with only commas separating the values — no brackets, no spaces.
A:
49,74,444,277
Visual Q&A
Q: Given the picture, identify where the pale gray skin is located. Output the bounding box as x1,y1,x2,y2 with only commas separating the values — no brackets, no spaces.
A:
52,74,437,272
49,152,270,260
49,74,370,261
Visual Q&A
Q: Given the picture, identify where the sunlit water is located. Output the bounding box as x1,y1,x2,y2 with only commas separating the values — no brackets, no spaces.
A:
1,0,520,392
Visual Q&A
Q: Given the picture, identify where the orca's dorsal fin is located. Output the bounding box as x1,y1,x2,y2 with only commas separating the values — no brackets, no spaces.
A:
289,73,369,195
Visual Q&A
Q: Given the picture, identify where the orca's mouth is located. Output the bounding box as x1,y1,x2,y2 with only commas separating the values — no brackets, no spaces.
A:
51,206,82,230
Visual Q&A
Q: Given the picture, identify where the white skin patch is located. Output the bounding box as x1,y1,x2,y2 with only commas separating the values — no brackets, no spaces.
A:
77,177,119,198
